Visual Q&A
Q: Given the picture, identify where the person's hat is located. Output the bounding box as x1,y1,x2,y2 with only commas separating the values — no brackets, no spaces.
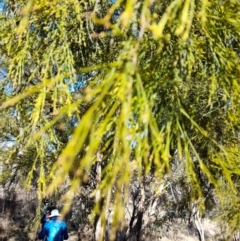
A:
49,209,62,217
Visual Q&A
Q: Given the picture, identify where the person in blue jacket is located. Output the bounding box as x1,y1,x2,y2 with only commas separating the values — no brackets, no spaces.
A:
41,206,57,227
38,209,69,241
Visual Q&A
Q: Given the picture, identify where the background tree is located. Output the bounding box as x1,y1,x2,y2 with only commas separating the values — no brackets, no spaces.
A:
1,0,240,240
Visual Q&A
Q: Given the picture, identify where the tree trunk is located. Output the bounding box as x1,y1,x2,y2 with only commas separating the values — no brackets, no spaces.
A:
135,183,145,241
191,204,205,241
94,152,104,241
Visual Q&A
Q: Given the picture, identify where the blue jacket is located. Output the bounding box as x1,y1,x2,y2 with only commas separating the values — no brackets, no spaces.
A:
41,214,49,227
38,217,69,241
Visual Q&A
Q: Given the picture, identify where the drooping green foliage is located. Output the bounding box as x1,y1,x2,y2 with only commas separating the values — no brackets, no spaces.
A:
1,0,240,237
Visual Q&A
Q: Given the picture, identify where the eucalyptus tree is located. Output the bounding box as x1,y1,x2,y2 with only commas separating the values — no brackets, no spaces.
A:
1,0,240,239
